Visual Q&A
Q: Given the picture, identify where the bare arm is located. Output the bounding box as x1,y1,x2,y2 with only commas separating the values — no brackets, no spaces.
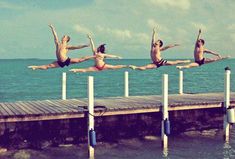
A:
87,34,96,55
49,24,59,45
104,54,122,59
196,29,201,42
204,49,221,58
151,27,157,48
66,44,90,50
160,44,180,51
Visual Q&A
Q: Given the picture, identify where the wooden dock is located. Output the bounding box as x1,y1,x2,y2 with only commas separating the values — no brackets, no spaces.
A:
0,92,234,123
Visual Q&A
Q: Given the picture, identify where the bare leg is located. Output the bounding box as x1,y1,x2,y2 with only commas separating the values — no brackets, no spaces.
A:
176,62,199,69
28,61,59,70
129,64,156,70
70,56,94,64
204,56,229,64
104,64,128,70
165,60,191,66
70,66,98,73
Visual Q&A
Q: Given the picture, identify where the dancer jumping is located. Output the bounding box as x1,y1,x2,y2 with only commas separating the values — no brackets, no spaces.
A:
28,24,94,70
70,34,127,73
129,27,190,70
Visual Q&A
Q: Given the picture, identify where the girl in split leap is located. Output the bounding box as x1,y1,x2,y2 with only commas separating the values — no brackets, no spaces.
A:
28,24,94,70
69,34,128,73
129,27,190,70
176,29,229,69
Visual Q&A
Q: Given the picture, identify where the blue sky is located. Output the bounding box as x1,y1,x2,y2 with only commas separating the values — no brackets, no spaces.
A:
0,0,235,59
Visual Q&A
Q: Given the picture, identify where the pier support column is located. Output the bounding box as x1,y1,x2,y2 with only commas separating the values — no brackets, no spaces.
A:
124,71,129,97
224,67,231,142
161,74,169,149
88,76,95,159
62,72,66,100
179,70,183,94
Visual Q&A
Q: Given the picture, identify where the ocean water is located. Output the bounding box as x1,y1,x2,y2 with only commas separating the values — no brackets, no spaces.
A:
1,59,235,159
0,58,235,102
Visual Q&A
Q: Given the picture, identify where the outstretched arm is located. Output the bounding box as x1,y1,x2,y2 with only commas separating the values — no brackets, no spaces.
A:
196,29,202,42
87,34,96,55
67,44,90,50
104,54,122,59
204,49,222,58
49,24,59,45
160,44,180,51
151,27,157,48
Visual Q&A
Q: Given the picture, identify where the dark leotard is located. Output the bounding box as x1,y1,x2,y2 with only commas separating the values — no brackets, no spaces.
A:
57,57,71,68
152,59,167,68
195,58,205,66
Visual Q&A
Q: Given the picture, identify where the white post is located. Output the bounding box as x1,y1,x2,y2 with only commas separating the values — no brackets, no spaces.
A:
88,76,95,159
124,71,129,97
62,72,66,100
224,67,231,142
179,70,183,94
161,74,169,149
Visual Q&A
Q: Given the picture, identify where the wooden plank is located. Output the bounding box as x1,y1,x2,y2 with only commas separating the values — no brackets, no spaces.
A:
45,100,76,113
25,101,49,114
17,101,45,115
0,103,10,116
7,102,29,115
48,100,78,112
26,101,59,114
34,100,64,114
2,103,22,116
11,102,35,115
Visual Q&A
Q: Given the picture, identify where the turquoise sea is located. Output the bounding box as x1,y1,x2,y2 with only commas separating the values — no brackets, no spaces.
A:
1,59,235,159
0,59,235,102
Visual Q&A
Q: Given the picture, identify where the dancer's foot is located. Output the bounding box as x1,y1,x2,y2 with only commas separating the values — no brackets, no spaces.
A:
129,65,137,70
176,66,183,69
28,66,37,70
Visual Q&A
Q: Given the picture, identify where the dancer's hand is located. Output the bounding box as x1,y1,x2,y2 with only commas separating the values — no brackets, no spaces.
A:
174,44,180,47
199,29,201,34
48,24,54,29
116,56,122,59
87,34,92,39
153,27,157,33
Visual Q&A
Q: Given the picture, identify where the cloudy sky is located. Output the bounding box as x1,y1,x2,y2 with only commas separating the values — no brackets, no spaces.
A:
0,0,235,59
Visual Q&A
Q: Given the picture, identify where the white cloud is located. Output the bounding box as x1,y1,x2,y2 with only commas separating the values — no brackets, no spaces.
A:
0,2,23,10
147,19,169,32
135,33,149,42
149,0,190,10
73,24,92,34
96,25,132,39
96,25,149,44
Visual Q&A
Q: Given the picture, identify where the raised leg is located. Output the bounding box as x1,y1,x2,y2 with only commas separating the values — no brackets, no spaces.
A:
176,62,199,69
70,56,95,64
204,56,229,64
104,64,128,70
69,67,98,73
165,60,191,66
28,61,59,70
129,64,156,70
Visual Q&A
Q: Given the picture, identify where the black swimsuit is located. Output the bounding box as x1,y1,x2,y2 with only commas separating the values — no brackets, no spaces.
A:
153,59,167,68
195,58,205,66
57,57,71,68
